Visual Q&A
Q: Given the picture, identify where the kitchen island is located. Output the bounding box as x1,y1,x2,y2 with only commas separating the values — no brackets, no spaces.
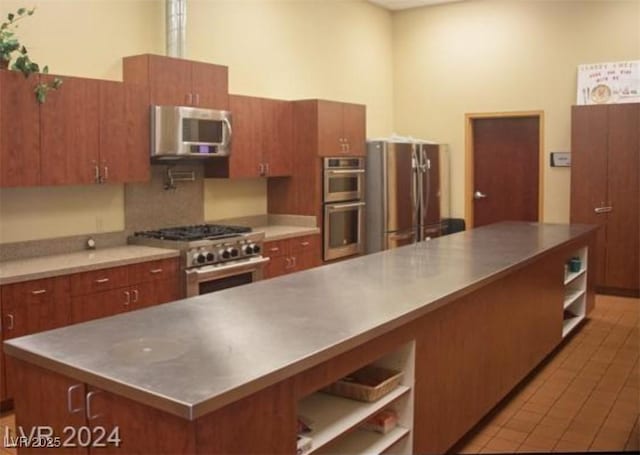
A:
4,222,597,454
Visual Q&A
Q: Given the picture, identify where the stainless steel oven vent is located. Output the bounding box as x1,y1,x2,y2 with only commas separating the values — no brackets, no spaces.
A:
166,0,186,58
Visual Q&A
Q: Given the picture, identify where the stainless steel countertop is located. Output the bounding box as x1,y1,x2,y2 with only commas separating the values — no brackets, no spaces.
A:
4,222,595,420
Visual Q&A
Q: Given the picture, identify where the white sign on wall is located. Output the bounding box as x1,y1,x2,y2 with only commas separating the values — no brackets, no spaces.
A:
576,60,640,105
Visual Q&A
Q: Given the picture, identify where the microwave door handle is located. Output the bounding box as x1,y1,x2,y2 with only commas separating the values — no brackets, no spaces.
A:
223,117,233,149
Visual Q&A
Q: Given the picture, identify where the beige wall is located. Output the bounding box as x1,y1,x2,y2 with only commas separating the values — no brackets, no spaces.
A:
188,0,394,220
0,0,394,243
393,0,640,223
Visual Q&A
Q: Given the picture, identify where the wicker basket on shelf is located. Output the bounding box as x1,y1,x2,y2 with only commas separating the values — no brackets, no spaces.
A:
322,365,403,402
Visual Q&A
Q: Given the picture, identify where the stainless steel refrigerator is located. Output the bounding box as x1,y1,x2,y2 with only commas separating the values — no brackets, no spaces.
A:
365,139,449,253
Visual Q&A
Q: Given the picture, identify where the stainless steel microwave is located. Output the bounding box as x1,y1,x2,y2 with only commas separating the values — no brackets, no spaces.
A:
151,106,232,160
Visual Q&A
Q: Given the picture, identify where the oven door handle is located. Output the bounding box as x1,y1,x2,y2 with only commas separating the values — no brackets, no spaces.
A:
326,169,365,175
326,202,366,210
185,256,270,280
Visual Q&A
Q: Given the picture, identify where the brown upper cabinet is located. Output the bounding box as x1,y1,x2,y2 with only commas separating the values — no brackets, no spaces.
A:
123,54,229,110
0,70,149,187
206,94,293,178
0,70,41,187
316,100,366,156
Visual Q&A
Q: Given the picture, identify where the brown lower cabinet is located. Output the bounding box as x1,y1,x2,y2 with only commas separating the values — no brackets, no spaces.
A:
0,257,179,406
263,234,322,279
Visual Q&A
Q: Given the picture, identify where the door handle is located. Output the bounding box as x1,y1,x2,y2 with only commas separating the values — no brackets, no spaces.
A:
67,384,84,414
123,291,130,306
132,289,139,303
86,391,103,420
150,268,163,274
103,165,109,182
93,162,100,183
258,163,265,176
594,206,613,213
473,190,487,199
5,314,14,331
31,289,47,295
195,93,200,105
285,257,292,269
95,278,110,284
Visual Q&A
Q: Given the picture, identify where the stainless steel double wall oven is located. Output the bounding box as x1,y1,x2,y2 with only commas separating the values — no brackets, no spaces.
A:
323,157,366,261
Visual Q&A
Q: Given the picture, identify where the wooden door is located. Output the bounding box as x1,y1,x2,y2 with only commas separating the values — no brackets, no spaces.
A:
605,103,639,291
317,100,343,156
12,360,87,455
0,70,40,187
71,288,129,324
40,75,100,185
262,98,292,176
471,116,539,227
97,81,149,184
85,386,196,454
343,103,366,156
124,83,151,182
98,81,126,183
148,55,192,106
229,95,263,177
570,105,609,286
2,277,71,399
191,61,229,110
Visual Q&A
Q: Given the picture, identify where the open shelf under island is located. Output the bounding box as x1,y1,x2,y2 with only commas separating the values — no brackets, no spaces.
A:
4,222,598,454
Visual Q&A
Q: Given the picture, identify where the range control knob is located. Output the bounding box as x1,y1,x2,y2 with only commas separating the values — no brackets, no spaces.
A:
206,252,215,262
252,244,261,254
220,249,231,260
228,247,239,258
243,244,255,255
196,253,207,264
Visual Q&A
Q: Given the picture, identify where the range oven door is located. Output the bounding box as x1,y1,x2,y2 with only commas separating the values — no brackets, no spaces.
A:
324,201,366,261
185,256,270,297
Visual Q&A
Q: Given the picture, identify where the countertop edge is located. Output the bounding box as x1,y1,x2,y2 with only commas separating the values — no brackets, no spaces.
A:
0,249,180,286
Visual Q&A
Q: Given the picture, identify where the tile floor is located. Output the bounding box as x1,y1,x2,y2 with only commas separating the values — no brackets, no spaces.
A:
456,294,639,453
0,295,638,455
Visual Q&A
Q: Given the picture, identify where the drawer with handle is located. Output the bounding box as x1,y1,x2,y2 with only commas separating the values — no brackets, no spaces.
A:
263,239,289,258
128,258,178,284
290,234,321,254
70,265,129,296
1,276,69,307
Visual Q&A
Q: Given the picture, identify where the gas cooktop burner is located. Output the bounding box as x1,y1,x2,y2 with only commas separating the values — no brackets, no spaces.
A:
134,224,252,241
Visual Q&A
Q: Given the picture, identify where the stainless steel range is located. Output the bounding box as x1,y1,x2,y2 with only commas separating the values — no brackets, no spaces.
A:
130,224,269,297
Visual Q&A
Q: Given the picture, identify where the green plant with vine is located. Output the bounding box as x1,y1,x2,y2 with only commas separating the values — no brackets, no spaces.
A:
1,7,62,103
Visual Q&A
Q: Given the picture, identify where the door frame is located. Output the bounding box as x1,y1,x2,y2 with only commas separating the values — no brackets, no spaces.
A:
464,110,545,228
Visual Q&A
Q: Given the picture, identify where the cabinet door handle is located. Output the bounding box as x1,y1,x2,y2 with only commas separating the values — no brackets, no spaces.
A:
67,384,84,414
5,314,14,330
123,291,130,306
94,163,100,183
269,247,279,253
291,256,297,268
259,163,265,175
285,257,291,269
86,391,102,420
103,166,109,182
187,93,193,105
594,206,613,213
132,289,139,303
95,278,110,284
300,241,310,247
31,289,47,295
150,268,163,274
195,93,200,105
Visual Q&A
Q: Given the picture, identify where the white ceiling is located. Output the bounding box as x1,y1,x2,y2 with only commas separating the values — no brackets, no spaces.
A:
368,0,463,11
